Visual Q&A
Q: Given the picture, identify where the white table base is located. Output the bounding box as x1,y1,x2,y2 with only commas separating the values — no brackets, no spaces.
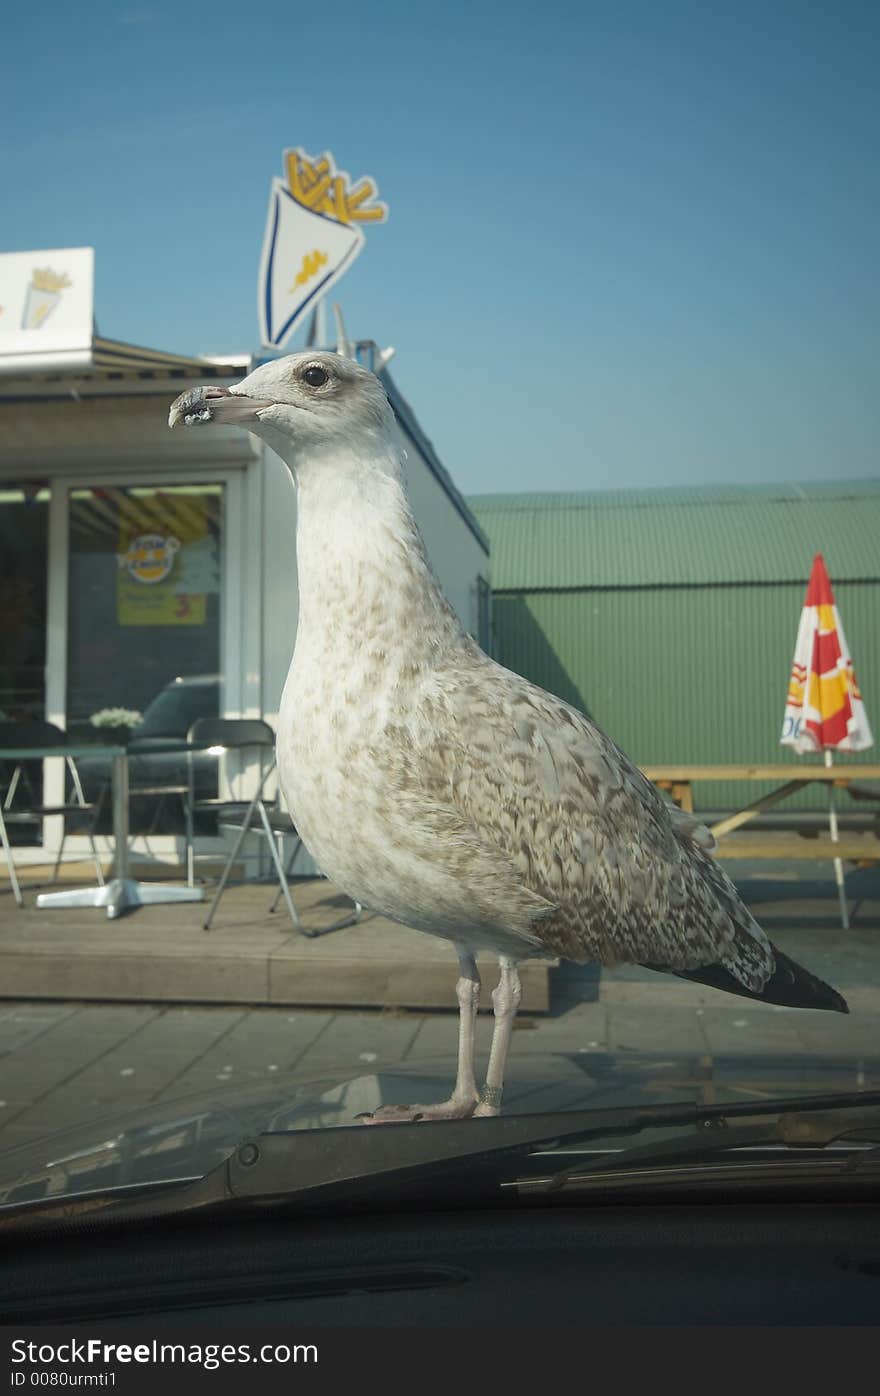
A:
36,749,204,920
36,877,204,920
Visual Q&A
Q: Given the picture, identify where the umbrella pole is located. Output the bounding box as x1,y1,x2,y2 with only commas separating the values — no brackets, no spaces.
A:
824,749,849,930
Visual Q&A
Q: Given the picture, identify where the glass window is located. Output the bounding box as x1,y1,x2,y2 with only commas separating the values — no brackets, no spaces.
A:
66,484,224,834
66,484,223,730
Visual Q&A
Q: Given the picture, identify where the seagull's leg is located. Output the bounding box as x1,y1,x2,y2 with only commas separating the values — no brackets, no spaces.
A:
445,951,482,1108
473,956,521,1118
361,951,482,1124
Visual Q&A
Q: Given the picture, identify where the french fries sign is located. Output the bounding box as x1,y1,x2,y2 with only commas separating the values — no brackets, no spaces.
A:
0,247,94,372
257,148,388,350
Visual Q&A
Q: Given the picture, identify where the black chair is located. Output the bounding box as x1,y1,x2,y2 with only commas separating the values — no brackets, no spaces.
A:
0,721,105,907
185,718,359,935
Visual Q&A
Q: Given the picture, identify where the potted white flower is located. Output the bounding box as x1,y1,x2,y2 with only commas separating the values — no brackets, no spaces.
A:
88,707,143,746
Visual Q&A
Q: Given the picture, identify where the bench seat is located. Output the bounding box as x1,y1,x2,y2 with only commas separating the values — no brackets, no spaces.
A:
715,833,880,862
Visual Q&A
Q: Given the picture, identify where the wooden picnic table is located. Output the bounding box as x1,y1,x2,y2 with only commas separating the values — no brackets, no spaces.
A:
640,764,880,863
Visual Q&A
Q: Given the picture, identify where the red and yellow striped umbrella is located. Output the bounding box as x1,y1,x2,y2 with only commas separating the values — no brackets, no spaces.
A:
781,553,873,754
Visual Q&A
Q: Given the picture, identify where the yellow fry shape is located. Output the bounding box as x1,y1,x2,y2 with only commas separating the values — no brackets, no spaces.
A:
299,174,333,210
31,267,72,292
345,179,376,210
283,149,386,227
349,205,386,222
286,151,308,202
322,175,349,223
287,152,336,211
299,154,331,188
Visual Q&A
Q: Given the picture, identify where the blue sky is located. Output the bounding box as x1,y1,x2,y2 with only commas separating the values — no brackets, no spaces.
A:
2,0,878,494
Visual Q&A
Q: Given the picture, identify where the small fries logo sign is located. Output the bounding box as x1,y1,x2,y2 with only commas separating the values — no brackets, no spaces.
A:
118,532,181,585
22,267,73,329
0,247,94,369
257,147,388,350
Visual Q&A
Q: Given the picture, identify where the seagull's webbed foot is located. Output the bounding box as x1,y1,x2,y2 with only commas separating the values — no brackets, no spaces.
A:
360,955,483,1124
358,1094,479,1125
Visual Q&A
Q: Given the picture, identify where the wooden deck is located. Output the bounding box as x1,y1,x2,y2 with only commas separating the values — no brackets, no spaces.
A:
0,869,552,1012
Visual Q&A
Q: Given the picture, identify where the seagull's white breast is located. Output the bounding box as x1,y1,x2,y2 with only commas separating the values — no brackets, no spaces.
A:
274,465,546,957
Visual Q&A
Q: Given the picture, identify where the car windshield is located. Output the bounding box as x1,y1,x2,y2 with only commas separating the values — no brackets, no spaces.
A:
134,681,219,739
0,5,878,1238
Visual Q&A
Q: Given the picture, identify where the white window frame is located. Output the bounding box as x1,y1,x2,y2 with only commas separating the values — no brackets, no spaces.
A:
29,461,255,871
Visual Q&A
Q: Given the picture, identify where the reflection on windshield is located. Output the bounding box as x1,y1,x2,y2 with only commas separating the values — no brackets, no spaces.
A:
0,1072,393,1209
2,1045,879,1213
135,677,220,739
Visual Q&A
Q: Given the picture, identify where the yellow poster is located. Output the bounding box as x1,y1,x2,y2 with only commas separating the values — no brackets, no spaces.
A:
116,493,213,626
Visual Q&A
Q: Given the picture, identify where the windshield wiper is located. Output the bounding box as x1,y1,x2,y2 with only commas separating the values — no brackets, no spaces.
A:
528,1110,880,1196
5,1088,880,1233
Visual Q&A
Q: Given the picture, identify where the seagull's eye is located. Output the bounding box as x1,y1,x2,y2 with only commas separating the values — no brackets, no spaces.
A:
302,365,329,388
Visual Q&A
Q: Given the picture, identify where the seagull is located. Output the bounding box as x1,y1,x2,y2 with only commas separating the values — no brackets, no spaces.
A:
169,351,848,1122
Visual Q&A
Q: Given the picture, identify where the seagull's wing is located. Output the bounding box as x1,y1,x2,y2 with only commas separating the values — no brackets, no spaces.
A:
408,654,773,991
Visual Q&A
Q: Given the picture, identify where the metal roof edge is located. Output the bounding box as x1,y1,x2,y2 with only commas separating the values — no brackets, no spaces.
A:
468,480,880,590
0,338,249,401
92,337,248,375
378,363,490,555
468,479,880,512
489,576,880,596
224,337,490,554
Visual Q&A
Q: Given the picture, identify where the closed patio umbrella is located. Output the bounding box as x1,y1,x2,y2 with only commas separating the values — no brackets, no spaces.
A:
780,552,874,928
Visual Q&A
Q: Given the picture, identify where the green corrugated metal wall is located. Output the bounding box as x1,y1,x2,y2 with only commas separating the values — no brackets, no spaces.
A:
470,481,880,589
470,484,880,814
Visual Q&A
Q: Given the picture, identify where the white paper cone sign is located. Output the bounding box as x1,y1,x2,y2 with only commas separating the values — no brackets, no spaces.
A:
258,180,365,350
22,285,62,329
256,148,387,352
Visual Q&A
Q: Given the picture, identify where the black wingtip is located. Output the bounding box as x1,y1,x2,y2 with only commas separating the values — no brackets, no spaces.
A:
758,945,848,1014
644,943,849,1015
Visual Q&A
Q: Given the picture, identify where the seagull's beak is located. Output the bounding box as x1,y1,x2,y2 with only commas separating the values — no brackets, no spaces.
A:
168,385,276,429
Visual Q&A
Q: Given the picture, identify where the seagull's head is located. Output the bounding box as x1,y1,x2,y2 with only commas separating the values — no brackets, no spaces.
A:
168,351,394,466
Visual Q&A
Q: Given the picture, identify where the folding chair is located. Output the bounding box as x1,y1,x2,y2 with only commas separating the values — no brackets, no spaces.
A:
125,758,190,855
0,721,105,907
266,807,362,933
185,718,358,935
181,720,325,938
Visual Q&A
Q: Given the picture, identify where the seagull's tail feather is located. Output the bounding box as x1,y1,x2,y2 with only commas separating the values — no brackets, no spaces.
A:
642,944,848,1014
